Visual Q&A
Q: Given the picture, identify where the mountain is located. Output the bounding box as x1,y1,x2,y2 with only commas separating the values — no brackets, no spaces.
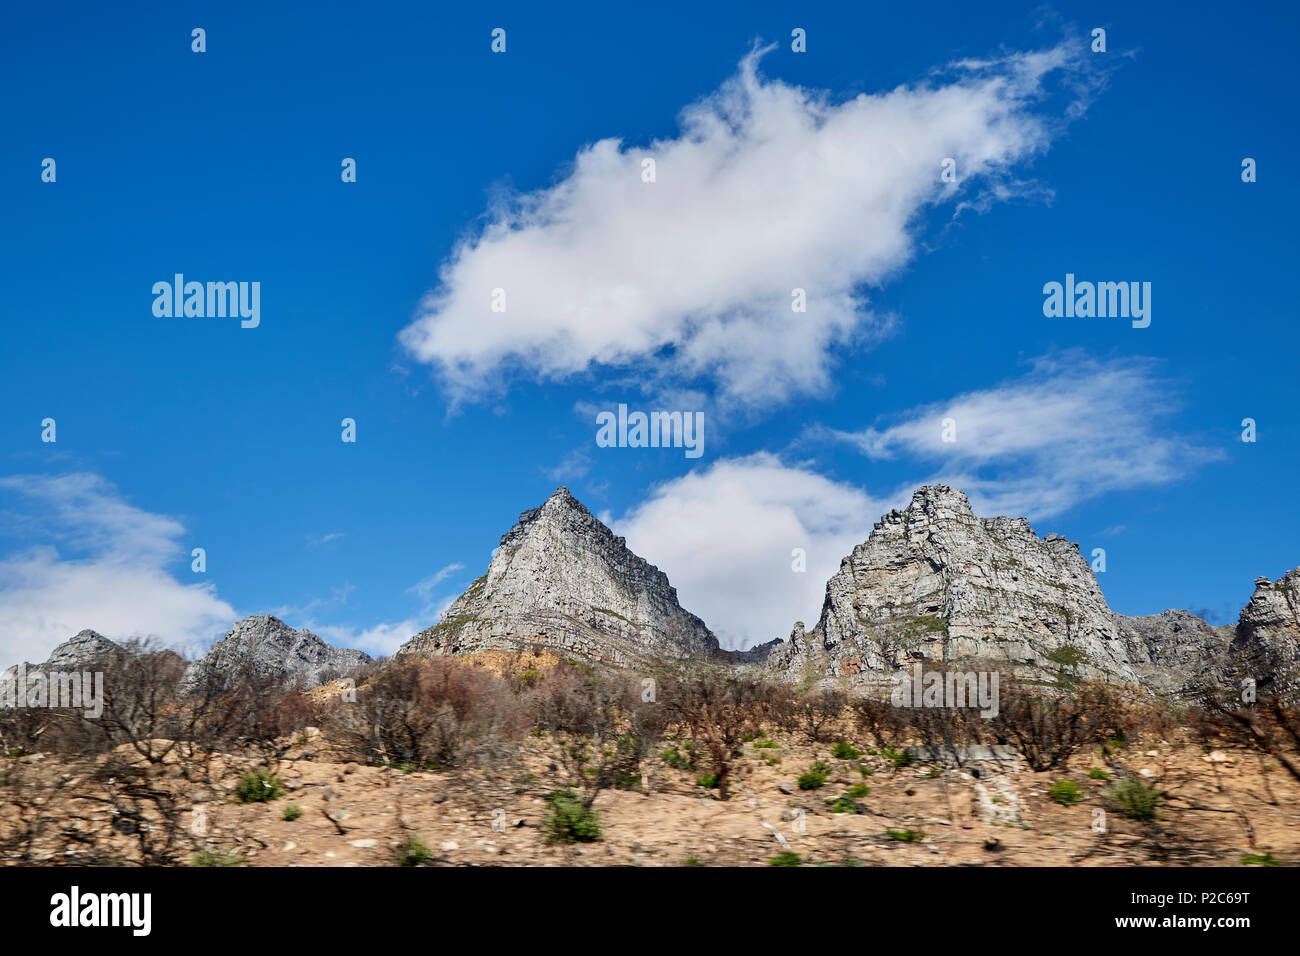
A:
398,487,718,664
183,615,371,689
1236,569,1300,652
25,629,124,672
764,485,1142,687
1111,611,1235,697
1,630,126,700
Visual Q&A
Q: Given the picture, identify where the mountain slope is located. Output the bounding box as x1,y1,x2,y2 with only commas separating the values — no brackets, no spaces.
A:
183,615,371,689
398,487,717,664
767,485,1139,686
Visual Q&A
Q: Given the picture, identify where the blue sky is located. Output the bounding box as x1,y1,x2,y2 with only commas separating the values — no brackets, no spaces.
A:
2,1,1297,662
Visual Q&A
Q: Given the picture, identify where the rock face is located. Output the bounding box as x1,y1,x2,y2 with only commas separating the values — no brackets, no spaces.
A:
765,485,1139,687
398,487,718,665
1236,570,1300,652
1112,611,1235,697
1229,570,1300,687
184,615,371,690
1,630,126,702
25,630,124,672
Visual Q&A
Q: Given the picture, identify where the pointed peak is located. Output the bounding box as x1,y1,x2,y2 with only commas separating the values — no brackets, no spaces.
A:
529,486,596,523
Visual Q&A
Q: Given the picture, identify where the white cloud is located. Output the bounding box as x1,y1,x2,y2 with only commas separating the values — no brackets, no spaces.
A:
616,356,1218,648
825,353,1223,519
400,41,1095,407
614,455,890,650
408,562,465,603
311,620,423,660
0,474,234,666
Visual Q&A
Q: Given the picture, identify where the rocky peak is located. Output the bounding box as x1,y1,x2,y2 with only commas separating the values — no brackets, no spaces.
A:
41,630,124,670
398,488,717,664
767,486,1139,686
1233,569,1300,673
183,615,371,690
2,630,125,682
1238,570,1300,641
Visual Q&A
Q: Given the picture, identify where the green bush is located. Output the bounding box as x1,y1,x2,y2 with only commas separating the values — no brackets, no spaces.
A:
810,759,832,775
695,774,718,789
754,739,780,750
846,783,870,798
191,849,245,867
662,745,694,770
235,767,284,803
395,835,434,866
544,789,602,844
282,804,302,821
1104,777,1160,821
887,828,924,843
1049,780,1083,806
768,851,802,867
831,742,861,760
826,796,865,814
614,770,642,791
884,746,913,768
797,771,827,790
1240,853,1280,867
1087,768,1109,780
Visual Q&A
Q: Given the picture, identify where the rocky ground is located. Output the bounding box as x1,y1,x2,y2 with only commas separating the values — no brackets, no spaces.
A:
9,728,1297,867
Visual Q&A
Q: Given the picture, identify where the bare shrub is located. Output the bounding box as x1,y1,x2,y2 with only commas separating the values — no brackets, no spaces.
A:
526,662,665,806
325,657,522,770
661,666,771,800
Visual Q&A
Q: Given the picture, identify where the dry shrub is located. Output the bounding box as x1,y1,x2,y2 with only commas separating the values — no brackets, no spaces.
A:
660,666,775,800
324,657,523,769
526,661,667,805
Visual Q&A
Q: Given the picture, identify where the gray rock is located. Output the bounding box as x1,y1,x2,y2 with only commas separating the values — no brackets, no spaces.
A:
765,485,1138,687
1236,569,1300,655
397,487,717,665
906,744,1020,763
1112,609,1234,697
183,615,370,690
1,629,125,683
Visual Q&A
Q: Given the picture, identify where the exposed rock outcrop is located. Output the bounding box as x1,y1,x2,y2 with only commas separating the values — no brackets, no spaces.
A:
1112,610,1235,697
183,615,371,690
1236,569,1300,652
14,629,125,674
398,488,717,665
765,485,1139,687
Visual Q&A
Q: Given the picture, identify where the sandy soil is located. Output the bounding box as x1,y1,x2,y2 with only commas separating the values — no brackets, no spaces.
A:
9,728,1296,867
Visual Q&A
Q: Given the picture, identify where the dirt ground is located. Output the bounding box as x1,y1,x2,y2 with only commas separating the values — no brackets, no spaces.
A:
8,727,1298,867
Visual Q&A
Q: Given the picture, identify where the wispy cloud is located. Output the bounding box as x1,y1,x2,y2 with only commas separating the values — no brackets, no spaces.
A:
822,353,1223,519
307,532,345,547
400,40,1099,408
408,562,465,603
544,447,592,483
619,355,1219,648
